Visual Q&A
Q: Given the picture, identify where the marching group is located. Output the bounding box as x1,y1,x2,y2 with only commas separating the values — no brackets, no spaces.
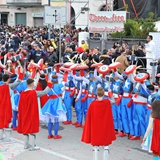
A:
0,26,159,160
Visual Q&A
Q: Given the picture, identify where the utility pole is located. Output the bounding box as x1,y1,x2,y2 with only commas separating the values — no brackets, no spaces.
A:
48,0,51,40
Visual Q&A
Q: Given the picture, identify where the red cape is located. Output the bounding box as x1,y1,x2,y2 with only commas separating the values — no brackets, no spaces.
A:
151,118,160,155
17,90,39,134
36,83,49,108
0,84,12,128
81,99,116,146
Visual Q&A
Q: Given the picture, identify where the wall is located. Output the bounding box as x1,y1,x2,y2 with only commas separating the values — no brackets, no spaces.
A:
0,6,44,26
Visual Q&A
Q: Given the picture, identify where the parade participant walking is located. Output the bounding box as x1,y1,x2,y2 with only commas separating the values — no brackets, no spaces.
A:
131,73,150,140
82,87,116,160
41,74,66,139
0,71,23,143
110,71,124,136
62,73,75,125
150,100,160,160
146,85,156,127
36,74,49,108
17,74,52,150
121,65,136,138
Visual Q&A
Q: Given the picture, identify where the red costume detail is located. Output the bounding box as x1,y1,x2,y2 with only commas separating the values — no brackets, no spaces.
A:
151,118,160,155
18,90,39,134
36,83,49,108
0,84,12,128
81,99,116,146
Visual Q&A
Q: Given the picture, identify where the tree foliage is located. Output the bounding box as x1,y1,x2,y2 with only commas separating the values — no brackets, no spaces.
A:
110,12,157,38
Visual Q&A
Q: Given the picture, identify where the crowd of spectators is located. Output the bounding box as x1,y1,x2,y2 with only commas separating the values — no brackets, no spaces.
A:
0,25,157,81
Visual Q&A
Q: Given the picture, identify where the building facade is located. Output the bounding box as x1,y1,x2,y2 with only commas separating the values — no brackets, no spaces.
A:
0,0,107,27
0,0,45,26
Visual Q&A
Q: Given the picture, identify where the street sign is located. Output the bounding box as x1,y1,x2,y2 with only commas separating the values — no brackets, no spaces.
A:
44,6,66,24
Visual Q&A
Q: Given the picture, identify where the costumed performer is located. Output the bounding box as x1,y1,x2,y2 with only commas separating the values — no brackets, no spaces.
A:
120,65,136,138
36,74,49,108
141,114,154,153
150,100,160,160
110,72,124,136
41,74,67,139
131,73,150,140
17,73,52,151
82,87,116,160
146,85,156,128
9,74,20,130
62,72,75,125
0,71,23,143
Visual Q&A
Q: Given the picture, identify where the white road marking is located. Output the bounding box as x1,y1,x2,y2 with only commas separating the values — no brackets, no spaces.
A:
0,138,77,160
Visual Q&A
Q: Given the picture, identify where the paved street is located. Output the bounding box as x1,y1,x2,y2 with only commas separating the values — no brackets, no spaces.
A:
0,114,152,160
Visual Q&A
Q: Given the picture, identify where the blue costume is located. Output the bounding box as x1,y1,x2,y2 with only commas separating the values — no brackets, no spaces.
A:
0,81,3,85
15,80,28,93
73,75,83,126
41,81,66,138
63,75,75,122
121,78,134,135
11,90,20,129
81,76,89,122
132,82,150,137
146,92,156,127
110,76,123,132
87,72,98,107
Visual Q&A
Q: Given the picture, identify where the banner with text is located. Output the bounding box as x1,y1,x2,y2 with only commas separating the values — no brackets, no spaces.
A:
88,11,126,33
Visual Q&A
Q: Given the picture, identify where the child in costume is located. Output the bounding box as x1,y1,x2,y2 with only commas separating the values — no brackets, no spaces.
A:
87,71,98,106
72,66,89,127
131,73,150,140
150,100,160,160
62,72,75,125
110,72,124,136
17,75,52,150
82,87,116,160
141,115,153,153
9,74,20,131
71,71,82,127
41,74,67,139
81,70,90,122
0,72,22,143
121,65,136,138
36,74,49,108
146,85,156,128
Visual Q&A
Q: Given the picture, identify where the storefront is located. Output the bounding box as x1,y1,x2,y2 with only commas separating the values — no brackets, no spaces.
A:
32,12,44,27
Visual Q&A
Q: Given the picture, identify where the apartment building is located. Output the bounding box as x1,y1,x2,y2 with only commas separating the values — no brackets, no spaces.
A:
0,0,106,27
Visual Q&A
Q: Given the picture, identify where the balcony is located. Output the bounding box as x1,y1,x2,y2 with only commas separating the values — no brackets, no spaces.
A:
6,0,42,6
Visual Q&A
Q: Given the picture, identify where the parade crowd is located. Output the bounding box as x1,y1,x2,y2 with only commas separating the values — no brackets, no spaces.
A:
0,25,160,160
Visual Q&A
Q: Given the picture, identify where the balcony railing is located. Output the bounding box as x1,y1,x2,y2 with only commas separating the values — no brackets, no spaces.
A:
6,0,41,4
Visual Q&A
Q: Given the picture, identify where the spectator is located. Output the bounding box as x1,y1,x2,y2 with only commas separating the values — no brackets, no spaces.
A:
81,40,89,52
112,46,121,62
12,34,21,52
93,47,101,63
63,47,73,63
145,35,155,76
5,60,15,74
112,42,119,49
32,45,47,63
115,50,129,74
46,47,58,66
134,45,146,69
100,49,112,65
5,48,16,64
